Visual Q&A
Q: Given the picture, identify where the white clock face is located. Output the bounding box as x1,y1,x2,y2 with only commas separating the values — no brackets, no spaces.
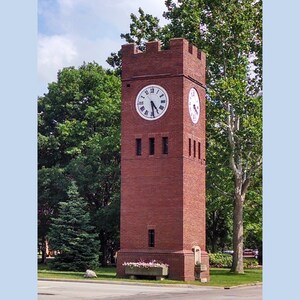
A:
135,85,169,120
188,88,200,124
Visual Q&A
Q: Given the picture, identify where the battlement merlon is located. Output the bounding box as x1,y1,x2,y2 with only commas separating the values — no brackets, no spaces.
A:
121,38,206,86
121,38,205,60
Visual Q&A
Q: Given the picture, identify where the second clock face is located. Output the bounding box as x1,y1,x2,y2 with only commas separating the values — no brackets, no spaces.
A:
188,88,200,124
135,85,169,121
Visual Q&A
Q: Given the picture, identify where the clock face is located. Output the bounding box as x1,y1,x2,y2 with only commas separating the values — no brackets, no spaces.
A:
188,88,200,124
135,85,169,120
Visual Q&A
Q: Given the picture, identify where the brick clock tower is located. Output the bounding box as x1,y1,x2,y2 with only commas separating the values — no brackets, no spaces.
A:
116,38,209,281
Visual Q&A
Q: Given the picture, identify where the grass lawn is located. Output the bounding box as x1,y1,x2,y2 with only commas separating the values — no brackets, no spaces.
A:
205,268,262,287
38,264,262,287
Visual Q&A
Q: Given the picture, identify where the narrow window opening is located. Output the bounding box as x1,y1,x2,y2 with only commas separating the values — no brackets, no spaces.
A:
193,140,196,157
189,138,191,156
149,138,155,155
136,138,142,156
148,229,155,247
162,137,168,154
198,142,201,159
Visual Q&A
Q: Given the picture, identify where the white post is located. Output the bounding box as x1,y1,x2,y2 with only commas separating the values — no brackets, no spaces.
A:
192,245,201,265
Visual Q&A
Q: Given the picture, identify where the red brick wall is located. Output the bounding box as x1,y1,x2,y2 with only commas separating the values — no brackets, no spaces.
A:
182,76,206,251
118,38,209,281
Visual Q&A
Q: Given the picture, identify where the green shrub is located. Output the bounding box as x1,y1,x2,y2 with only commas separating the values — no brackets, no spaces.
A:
209,253,232,268
209,253,259,269
243,258,259,269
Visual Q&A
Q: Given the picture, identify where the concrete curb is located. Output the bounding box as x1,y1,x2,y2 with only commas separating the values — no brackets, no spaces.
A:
38,278,261,289
223,282,263,289
38,278,219,289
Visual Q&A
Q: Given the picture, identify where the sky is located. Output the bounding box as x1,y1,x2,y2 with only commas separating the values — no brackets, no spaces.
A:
38,0,169,96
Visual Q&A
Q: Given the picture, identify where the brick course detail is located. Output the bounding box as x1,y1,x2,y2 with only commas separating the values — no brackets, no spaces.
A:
117,38,209,281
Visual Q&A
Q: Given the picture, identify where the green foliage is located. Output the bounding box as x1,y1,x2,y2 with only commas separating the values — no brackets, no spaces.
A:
38,62,121,265
209,253,233,268
162,0,262,272
243,170,262,249
106,7,172,73
243,258,259,269
121,8,163,49
38,166,69,238
38,62,121,168
209,254,259,269
48,182,100,271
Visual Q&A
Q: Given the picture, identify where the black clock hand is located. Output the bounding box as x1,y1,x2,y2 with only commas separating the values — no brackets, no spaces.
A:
150,101,155,118
151,101,159,113
193,104,198,114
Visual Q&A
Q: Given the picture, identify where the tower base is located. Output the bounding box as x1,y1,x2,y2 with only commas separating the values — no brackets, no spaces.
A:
116,249,210,281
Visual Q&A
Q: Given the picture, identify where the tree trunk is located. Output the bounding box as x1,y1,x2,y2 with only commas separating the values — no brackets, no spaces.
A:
100,231,108,267
211,236,217,253
211,211,218,253
231,188,244,273
41,236,47,264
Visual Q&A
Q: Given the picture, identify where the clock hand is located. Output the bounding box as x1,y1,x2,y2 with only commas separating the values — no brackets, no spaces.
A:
152,101,159,113
150,101,155,118
193,104,198,114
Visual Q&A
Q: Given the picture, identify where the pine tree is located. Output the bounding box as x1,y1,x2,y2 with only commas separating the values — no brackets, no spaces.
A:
48,182,99,271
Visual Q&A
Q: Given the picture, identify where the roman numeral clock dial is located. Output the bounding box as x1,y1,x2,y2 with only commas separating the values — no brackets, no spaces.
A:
135,85,169,120
188,88,200,124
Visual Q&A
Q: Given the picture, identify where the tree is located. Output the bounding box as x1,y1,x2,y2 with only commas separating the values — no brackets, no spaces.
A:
38,166,69,263
48,182,99,271
66,140,120,265
38,62,121,266
165,0,262,273
108,0,262,273
106,7,175,74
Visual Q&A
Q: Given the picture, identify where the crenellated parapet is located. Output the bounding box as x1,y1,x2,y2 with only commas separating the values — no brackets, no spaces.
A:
121,38,206,86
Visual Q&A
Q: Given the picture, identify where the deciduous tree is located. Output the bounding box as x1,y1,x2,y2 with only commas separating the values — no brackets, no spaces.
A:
38,62,121,266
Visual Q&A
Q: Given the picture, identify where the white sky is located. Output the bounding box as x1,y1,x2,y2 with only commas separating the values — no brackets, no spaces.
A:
38,0,169,96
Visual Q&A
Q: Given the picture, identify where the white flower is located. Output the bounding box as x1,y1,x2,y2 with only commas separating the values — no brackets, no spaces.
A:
122,260,169,268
